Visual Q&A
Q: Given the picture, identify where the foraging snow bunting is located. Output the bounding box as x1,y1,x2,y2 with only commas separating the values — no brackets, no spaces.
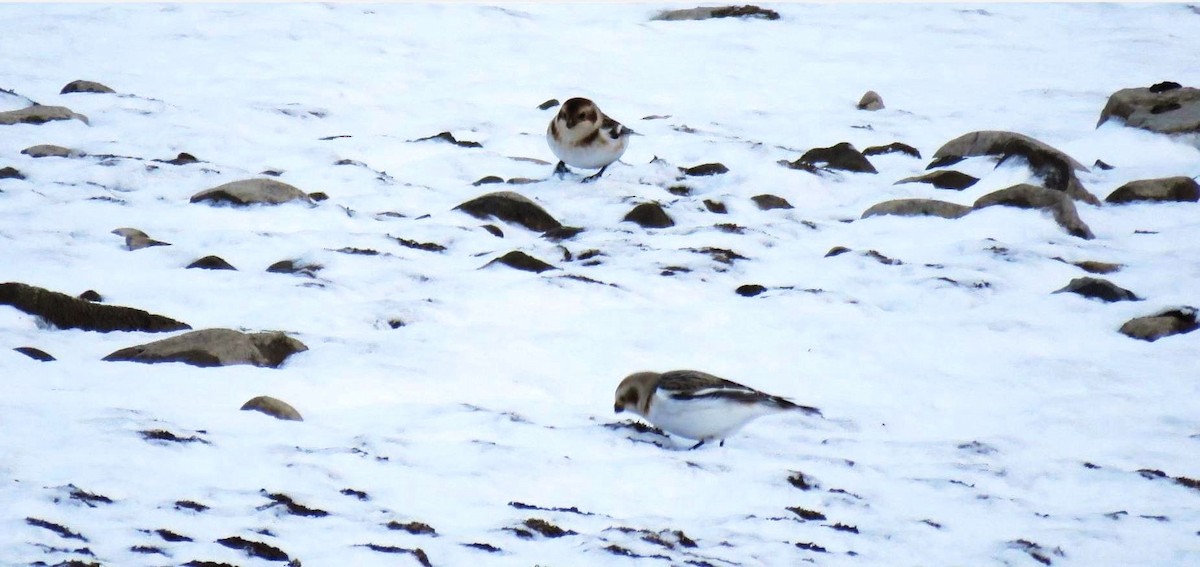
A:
614,370,822,449
546,97,633,182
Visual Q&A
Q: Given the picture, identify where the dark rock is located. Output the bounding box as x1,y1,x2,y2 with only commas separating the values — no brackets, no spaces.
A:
1094,159,1114,170
260,491,328,517
175,500,210,512
21,144,80,158
682,162,729,176
824,246,851,258
391,236,447,252
521,518,576,538
1098,84,1200,134
191,178,312,206
690,247,746,264
715,222,743,233
787,471,819,490
667,185,691,196
973,184,1094,239
795,142,877,173
736,284,767,297
703,199,727,214
1053,277,1140,302
863,142,921,158
1008,539,1063,566
1119,307,1199,341
386,521,436,535
778,158,826,174
335,247,380,256
1071,260,1122,274
162,152,199,165
26,517,87,541
788,507,827,521
60,80,115,94
187,256,237,270
930,130,1097,204
361,544,432,566
653,4,780,20
411,131,481,148
0,105,89,126
865,250,902,265
0,166,24,179
266,259,323,277
862,198,972,219
752,194,793,210
15,346,54,361
309,191,329,202
473,175,504,186
538,99,560,110
1150,81,1182,93
508,502,593,515
857,90,884,111
464,542,502,553
455,191,563,232
488,251,556,273
896,170,978,190
796,541,828,553
482,224,504,237
623,202,674,228
542,226,585,241
140,429,208,444
0,282,189,333
240,395,303,421
1106,176,1199,203
216,536,290,562
103,328,308,368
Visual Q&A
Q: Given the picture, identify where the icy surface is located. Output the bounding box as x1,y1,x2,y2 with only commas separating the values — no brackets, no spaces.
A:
1,3,1199,566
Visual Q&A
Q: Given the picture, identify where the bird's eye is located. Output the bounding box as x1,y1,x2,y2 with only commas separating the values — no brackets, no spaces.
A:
577,113,586,120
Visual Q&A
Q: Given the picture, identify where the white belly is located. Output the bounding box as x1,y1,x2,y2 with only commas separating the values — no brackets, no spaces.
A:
546,127,628,169
646,392,784,441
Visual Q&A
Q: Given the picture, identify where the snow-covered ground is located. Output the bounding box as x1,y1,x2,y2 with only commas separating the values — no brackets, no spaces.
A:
2,3,1199,566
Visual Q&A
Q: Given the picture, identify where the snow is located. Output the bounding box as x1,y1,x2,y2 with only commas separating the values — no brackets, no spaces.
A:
2,3,1199,566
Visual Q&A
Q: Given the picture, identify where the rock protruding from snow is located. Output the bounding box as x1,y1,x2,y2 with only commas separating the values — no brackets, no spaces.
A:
681,163,729,176
241,395,304,421
21,144,81,158
1119,307,1199,342
1053,277,1140,302
652,5,780,21
14,346,55,361
60,80,116,94
896,170,979,191
190,178,312,206
863,142,921,158
1098,84,1200,134
857,90,884,111
792,142,877,173
0,105,89,126
0,282,190,333
187,255,237,270
973,184,1094,239
623,202,675,228
751,194,793,210
1105,176,1200,204
930,130,1098,204
0,166,25,179
455,191,563,233
486,251,556,273
862,199,972,219
103,328,308,368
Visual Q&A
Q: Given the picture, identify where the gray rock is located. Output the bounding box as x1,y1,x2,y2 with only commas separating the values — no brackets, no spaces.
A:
1098,84,1200,135
751,194,793,210
241,395,303,421
190,178,312,206
1119,307,1198,342
14,347,55,361
896,170,978,191
857,90,884,111
1053,277,1140,302
1105,176,1200,204
21,145,82,159
455,191,563,232
60,80,115,94
862,199,972,219
623,202,675,228
0,105,89,126
974,184,1094,239
652,5,780,21
0,282,189,333
103,328,308,368
930,130,1098,204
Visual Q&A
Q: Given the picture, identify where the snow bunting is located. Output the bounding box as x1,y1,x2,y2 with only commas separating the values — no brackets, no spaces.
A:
614,370,822,449
546,97,633,182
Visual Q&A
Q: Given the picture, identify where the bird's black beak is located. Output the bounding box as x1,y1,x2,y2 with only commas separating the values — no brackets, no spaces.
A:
614,404,624,414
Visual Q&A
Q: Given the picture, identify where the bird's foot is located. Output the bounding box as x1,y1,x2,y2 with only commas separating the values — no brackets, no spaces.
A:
581,165,608,183
553,161,570,179
689,439,707,450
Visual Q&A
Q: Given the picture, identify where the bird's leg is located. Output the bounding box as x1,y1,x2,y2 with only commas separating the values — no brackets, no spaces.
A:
581,165,608,183
553,161,570,179
719,439,725,447
689,439,707,450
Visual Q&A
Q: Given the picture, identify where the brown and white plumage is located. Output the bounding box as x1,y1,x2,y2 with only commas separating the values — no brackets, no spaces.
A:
547,97,632,182
613,370,821,449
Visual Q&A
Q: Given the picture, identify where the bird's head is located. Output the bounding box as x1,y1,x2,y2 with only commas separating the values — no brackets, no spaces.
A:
613,372,658,416
559,97,600,130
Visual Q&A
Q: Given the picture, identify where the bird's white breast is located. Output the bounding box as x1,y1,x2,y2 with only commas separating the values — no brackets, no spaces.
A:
646,391,785,441
546,123,628,170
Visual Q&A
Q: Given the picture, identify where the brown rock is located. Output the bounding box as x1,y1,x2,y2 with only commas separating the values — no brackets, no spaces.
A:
1052,277,1139,302
103,328,308,368
21,145,81,158
895,170,978,191
1105,176,1199,204
794,143,876,173
60,80,116,94
751,194,793,210
190,178,312,206
241,396,303,421
862,199,972,219
1119,308,1198,342
973,184,1094,239
454,191,563,232
652,5,780,21
0,282,189,333
863,142,921,158
623,202,675,228
0,105,89,126
1098,84,1200,134
486,251,556,273
857,90,884,111
930,130,1098,204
